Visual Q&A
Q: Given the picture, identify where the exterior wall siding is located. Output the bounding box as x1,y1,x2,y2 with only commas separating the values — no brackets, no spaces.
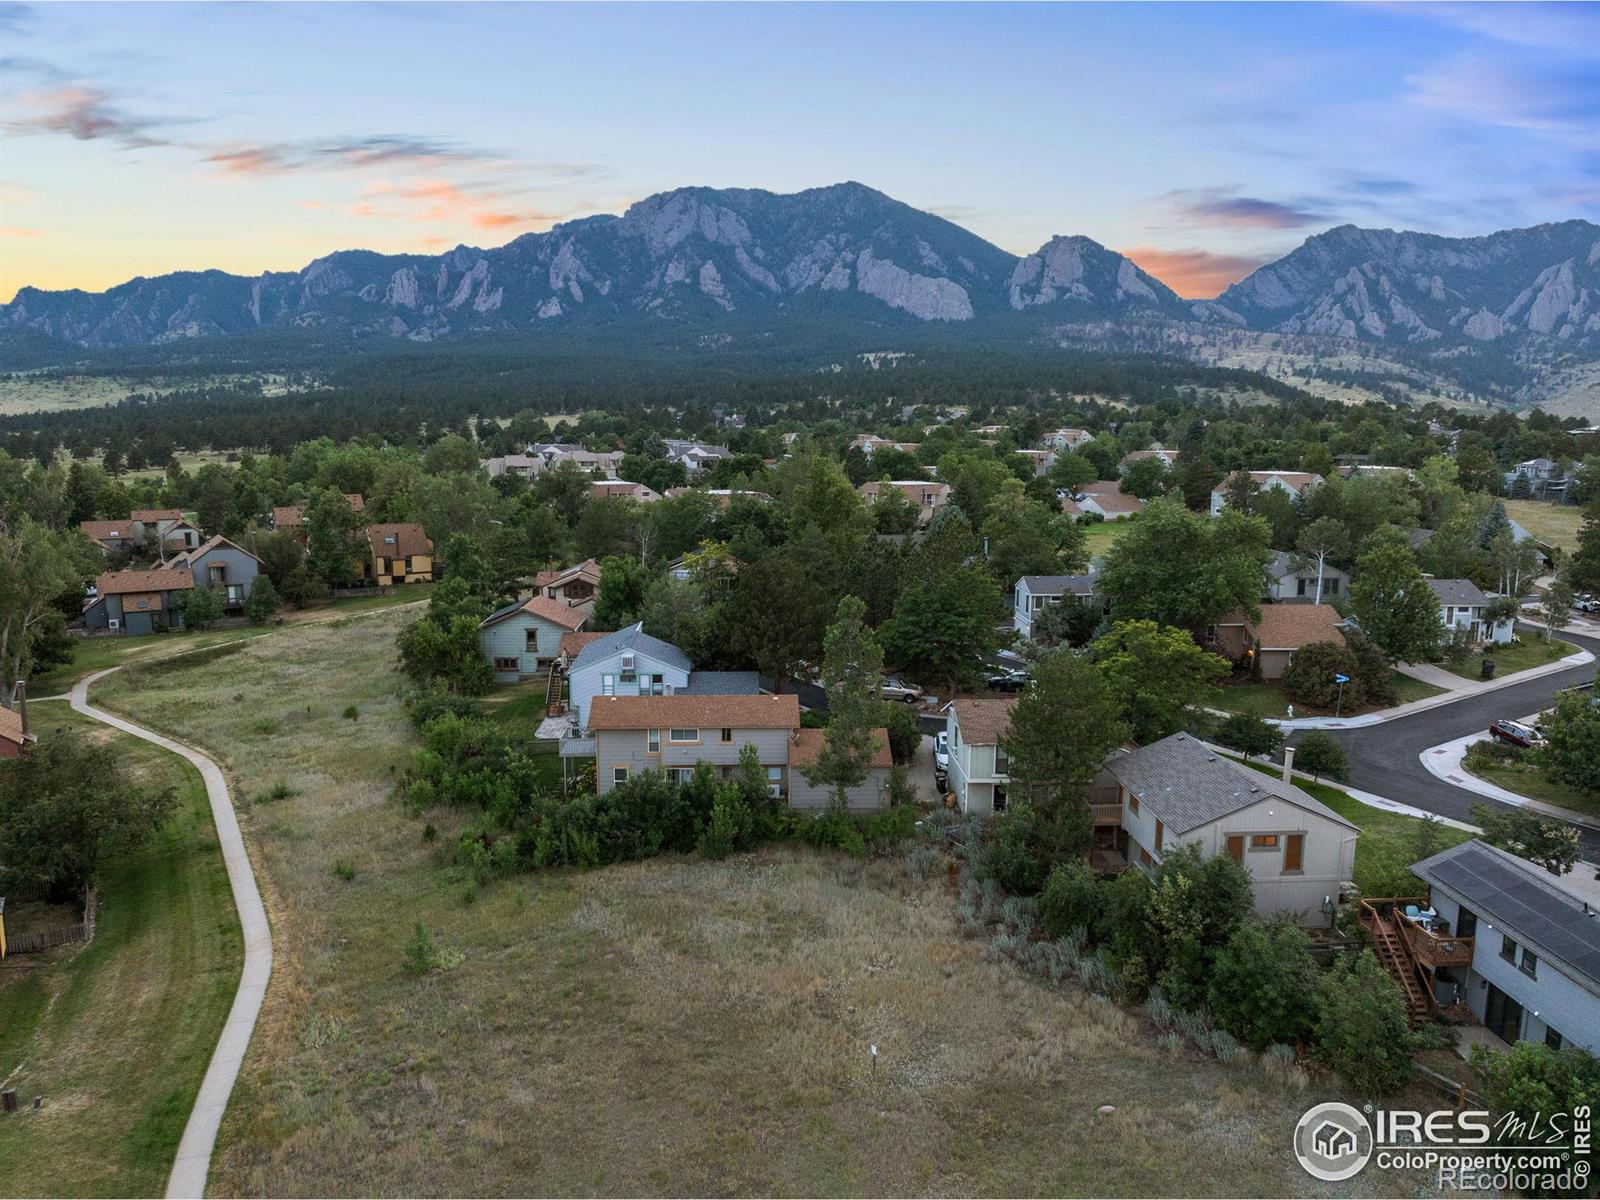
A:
479,613,568,682
189,546,259,607
569,648,692,730
595,727,793,793
789,766,892,811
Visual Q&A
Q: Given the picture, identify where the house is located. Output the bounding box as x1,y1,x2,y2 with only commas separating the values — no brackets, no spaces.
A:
558,629,606,664
534,559,602,607
479,594,590,682
1266,550,1349,604
1104,733,1358,927
82,568,195,635
0,684,33,758
588,480,661,504
1040,428,1094,452
944,696,1017,815
588,693,800,797
1503,458,1556,495
534,445,625,479
858,480,951,525
1118,448,1179,475
1015,448,1058,477
563,623,762,733
1429,579,1514,645
1208,604,1347,679
481,453,545,480
1013,571,1102,639
851,435,921,459
78,520,136,554
788,727,894,811
662,439,733,474
663,488,773,509
1407,839,1600,1053
1064,484,1144,522
1209,471,1323,516
129,509,203,556
270,494,365,537
169,535,262,612
364,523,436,586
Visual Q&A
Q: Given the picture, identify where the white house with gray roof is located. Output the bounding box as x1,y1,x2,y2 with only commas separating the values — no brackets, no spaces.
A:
1428,578,1514,645
565,622,762,735
1265,550,1349,605
1104,733,1358,927
1412,840,1600,1054
1013,570,1102,639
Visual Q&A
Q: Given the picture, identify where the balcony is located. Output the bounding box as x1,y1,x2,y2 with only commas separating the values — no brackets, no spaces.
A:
1361,896,1476,969
557,735,596,758
1090,802,1123,827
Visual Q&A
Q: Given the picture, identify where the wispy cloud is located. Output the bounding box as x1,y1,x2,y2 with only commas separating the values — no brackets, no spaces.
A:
351,178,573,231
1406,54,1600,140
0,3,36,34
1120,245,1269,299
2,84,180,148
0,225,43,239
1160,185,1329,230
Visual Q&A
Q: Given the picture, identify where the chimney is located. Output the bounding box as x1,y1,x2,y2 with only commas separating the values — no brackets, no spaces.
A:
1281,745,1295,783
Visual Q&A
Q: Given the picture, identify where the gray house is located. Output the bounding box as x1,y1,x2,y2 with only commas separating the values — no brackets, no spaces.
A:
1266,550,1349,604
589,693,802,796
1013,571,1101,639
566,624,696,731
83,568,195,635
1429,578,1514,645
478,594,588,683
1412,840,1600,1053
170,536,262,612
789,728,894,811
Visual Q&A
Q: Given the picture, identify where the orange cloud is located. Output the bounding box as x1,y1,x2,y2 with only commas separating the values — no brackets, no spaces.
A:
1120,245,1270,299
0,226,44,239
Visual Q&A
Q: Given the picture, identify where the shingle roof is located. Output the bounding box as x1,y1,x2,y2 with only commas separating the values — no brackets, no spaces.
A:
559,630,606,658
79,520,132,544
1221,604,1347,650
1079,479,1123,496
1106,732,1357,835
93,568,195,596
130,508,184,522
175,535,262,566
1413,839,1600,996
0,704,29,747
949,696,1017,745
1087,490,1145,514
367,523,433,559
1019,572,1098,596
678,671,762,696
272,505,307,528
570,622,694,675
480,593,590,631
790,726,892,769
535,559,602,590
1428,578,1491,607
587,692,801,731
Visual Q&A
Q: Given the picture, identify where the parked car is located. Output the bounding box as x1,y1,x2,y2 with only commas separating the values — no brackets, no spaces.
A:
984,668,1028,693
1573,594,1599,613
1488,719,1544,748
934,730,949,775
880,677,920,703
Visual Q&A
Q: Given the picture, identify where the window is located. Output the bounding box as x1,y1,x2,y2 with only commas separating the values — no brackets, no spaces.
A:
1204,624,1218,646
720,728,733,744
526,630,539,651
1250,834,1279,850
766,765,784,798
1139,847,1152,867
1520,949,1538,979
1154,820,1164,852
1545,1027,1564,1051
1284,834,1304,873
493,656,519,672
1500,935,1518,963
1128,792,1139,814
1296,577,1308,596
669,728,698,743
384,534,396,545
612,766,628,785
667,767,694,786
647,729,660,753
1227,835,1244,862
1456,906,1478,939
620,670,637,685
1324,578,1340,596
601,673,616,696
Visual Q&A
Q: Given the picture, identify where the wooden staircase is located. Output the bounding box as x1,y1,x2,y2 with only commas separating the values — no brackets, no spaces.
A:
543,659,566,717
1358,900,1431,1025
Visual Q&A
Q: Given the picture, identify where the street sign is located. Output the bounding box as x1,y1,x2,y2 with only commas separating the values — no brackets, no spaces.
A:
1334,673,1350,684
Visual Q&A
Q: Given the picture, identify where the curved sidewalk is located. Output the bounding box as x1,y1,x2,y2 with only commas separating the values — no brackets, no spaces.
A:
70,667,272,1200
1420,730,1600,835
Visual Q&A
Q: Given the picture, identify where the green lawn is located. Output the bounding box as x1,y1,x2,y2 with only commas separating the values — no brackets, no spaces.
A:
1080,520,1130,558
1238,759,1472,896
1213,673,1444,720
0,704,241,1197
1504,499,1583,554
1442,636,1574,682
1464,758,1600,821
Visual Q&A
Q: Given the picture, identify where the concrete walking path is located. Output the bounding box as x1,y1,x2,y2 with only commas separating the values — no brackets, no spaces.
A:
69,668,272,1200
1419,731,1600,835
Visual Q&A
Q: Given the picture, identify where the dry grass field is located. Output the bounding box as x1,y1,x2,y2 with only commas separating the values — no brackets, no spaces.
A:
1504,499,1585,554
85,610,1425,1197
0,371,309,416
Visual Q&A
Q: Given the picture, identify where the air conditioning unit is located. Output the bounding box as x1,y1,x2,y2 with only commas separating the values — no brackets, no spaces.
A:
108,618,120,632
662,683,674,695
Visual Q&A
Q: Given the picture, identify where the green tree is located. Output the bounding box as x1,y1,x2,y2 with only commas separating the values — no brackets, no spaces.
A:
0,518,100,700
1541,688,1600,796
1090,619,1230,742
305,489,366,587
396,576,494,696
727,553,825,693
1571,495,1600,593
1471,1040,1600,1171
1280,639,1364,709
878,566,1005,695
243,576,282,625
1294,730,1348,782
1001,651,1126,805
1293,517,1351,604
1541,574,1575,642
1119,455,1172,500
591,554,649,630
1470,804,1581,876
1208,920,1320,1049
1313,950,1415,1095
1214,713,1282,761
180,583,222,630
1098,497,1272,630
1350,541,1443,663
804,597,885,805
1040,859,1102,938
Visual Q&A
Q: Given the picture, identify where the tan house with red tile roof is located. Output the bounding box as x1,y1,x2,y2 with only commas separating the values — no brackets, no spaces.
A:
363,523,436,585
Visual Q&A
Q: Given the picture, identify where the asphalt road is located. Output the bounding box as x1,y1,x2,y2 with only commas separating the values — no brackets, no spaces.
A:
1285,624,1600,853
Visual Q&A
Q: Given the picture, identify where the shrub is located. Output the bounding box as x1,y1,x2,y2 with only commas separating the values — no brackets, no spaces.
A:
1158,1032,1184,1055
1215,713,1282,761
1293,731,1348,782
1312,951,1414,1095
1471,1040,1600,1156
1207,919,1319,1049
332,858,356,881
342,705,360,721
1281,640,1364,709
244,576,283,625
901,845,938,882
405,688,481,730
1144,988,1175,1032
1039,859,1101,939
1000,895,1039,938
881,703,922,765
401,922,462,975
980,800,1091,895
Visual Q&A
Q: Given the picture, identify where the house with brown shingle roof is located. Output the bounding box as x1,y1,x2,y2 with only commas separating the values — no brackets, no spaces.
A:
588,480,661,504
78,519,136,553
944,695,1018,815
479,593,590,682
1206,603,1347,679
83,567,195,635
363,523,436,586
129,509,203,556
788,727,894,811
270,494,364,539
534,559,602,607
589,692,800,794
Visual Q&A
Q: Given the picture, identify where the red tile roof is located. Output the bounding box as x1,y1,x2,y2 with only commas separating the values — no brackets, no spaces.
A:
93,567,195,596
0,704,29,747
790,726,892,769
367,523,433,559
587,693,801,731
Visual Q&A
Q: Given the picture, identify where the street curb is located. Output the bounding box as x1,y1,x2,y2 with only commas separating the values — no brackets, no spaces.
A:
1420,733,1600,835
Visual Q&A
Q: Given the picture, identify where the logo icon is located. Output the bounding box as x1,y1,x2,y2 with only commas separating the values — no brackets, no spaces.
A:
1294,1102,1374,1181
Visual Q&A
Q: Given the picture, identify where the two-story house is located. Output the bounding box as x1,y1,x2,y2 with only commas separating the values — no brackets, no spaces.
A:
1040,428,1094,452
663,439,733,474
1428,579,1514,645
1410,839,1600,1053
944,696,1016,815
1013,571,1101,639
534,559,602,607
82,567,195,635
788,728,895,811
1209,471,1324,516
364,523,437,586
78,520,136,555
859,480,952,525
1265,549,1349,605
129,509,204,558
1105,734,1358,927
1118,448,1180,476
589,480,662,504
1015,449,1058,477
169,536,262,613
564,624,762,734
589,693,801,796
479,594,590,682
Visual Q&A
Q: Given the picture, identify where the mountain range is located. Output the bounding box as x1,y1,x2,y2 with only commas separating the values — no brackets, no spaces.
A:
3,181,1597,390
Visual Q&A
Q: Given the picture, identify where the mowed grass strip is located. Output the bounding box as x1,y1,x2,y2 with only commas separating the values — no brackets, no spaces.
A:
86,610,1429,1197
0,704,240,1199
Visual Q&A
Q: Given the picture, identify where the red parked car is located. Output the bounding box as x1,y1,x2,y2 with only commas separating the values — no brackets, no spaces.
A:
1488,720,1543,749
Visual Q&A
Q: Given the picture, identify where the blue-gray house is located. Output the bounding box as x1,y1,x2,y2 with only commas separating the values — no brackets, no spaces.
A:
171,535,263,613
83,568,196,635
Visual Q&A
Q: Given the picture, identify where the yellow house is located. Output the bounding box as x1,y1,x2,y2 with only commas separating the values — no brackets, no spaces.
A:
363,523,437,585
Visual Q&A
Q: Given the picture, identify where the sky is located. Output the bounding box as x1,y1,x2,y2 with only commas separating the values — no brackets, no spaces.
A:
1,1,1596,302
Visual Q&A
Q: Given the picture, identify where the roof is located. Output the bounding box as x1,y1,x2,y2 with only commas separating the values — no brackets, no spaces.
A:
343,493,366,512
559,630,607,658
1079,479,1123,496
1269,550,1347,579
1413,839,1600,996
791,726,893,770
0,704,29,747
174,535,263,566
587,692,801,731
1428,578,1492,607
93,567,195,596
271,506,306,528
79,520,132,543
1019,572,1097,596
1121,449,1178,463
366,523,432,559
1248,604,1347,650
536,559,602,590
1060,498,1084,518
948,695,1017,745
678,671,762,696
860,480,950,497
481,593,589,631
570,622,694,675
1086,490,1144,515
1106,732,1358,836
130,508,184,522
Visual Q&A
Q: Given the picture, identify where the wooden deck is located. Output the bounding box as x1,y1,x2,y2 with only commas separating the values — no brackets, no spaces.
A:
1357,896,1474,1025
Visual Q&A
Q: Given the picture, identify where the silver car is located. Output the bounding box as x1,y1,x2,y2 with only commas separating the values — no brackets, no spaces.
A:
880,677,920,703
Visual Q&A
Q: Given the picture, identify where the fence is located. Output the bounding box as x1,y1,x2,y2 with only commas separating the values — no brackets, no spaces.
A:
1,890,96,959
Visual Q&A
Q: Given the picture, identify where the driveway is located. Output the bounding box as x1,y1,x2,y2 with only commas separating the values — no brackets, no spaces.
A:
909,733,945,807
70,668,272,1200
1285,626,1600,855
